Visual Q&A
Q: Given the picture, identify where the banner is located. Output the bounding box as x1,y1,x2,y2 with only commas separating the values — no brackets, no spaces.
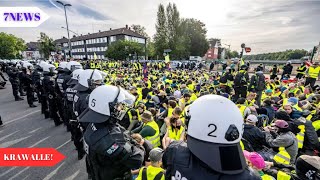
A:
0,148,65,166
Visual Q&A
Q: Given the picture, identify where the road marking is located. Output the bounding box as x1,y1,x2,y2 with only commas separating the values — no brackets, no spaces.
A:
0,130,19,141
0,167,17,178
65,170,80,180
29,127,41,134
21,174,30,180
29,136,51,148
5,110,40,125
8,167,30,180
0,135,32,148
43,162,65,180
56,139,71,150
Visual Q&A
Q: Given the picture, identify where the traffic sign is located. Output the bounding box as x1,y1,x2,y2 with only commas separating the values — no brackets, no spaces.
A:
245,47,251,53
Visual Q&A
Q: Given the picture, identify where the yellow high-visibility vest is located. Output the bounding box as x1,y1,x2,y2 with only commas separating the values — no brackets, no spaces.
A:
90,62,95,69
296,125,305,149
277,171,291,180
237,104,246,118
308,66,320,79
143,120,161,147
167,108,174,118
136,166,165,180
54,62,59,68
273,147,291,165
261,174,274,180
297,65,306,75
168,126,185,141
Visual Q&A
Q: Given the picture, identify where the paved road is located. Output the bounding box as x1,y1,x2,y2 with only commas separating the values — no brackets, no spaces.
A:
0,82,87,180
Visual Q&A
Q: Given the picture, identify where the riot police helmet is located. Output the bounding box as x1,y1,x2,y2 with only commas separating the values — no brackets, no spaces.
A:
79,85,136,123
187,95,246,175
66,61,82,72
73,69,103,91
67,69,84,86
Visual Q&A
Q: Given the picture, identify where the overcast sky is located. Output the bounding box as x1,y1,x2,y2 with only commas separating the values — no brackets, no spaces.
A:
1,0,320,54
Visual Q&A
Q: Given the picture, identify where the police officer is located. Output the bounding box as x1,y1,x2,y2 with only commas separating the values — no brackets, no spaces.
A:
233,65,249,102
7,65,24,101
38,61,49,116
73,69,104,169
32,63,43,103
56,61,82,131
79,85,144,180
162,95,260,180
21,63,37,108
65,69,84,159
42,63,63,126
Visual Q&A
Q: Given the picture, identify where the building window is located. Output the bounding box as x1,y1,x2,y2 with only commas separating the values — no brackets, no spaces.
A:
110,36,116,42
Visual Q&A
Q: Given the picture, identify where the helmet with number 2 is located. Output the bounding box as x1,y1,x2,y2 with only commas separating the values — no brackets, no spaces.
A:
79,85,136,123
187,95,246,175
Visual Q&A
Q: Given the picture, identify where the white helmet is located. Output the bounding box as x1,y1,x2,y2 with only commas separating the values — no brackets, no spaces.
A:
74,69,103,91
43,64,56,72
66,61,82,71
58,62,68,69
39,61,48,69
23,62,33,69
187,95,245,174
79,85,136,123
67,69,84,86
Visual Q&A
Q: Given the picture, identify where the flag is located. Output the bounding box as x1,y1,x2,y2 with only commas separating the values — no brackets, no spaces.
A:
165,55,170,63
94,52,97,60
143,63,148,80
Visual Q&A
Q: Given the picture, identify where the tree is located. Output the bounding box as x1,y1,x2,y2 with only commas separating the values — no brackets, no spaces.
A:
244,49,308,60
146,40,156,60
0,32,26,59
154,4,169,58
105,40,144,60
180,18,208,58
38,32,55,59
130,24,149,39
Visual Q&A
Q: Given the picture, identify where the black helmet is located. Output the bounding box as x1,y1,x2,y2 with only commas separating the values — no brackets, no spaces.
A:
240,65,247,70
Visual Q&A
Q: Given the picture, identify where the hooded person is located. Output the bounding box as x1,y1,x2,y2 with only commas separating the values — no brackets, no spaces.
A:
292,155,320,180
79,85,144,180
162,95,260,180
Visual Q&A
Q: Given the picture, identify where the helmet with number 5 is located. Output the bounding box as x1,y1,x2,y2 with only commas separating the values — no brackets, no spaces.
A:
79,85,136,123
187,94,245,175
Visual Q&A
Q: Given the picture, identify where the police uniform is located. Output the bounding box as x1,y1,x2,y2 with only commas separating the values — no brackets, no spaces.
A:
31,67,42,103
79,85,144,180
55,69,72,130
163,141,259,180
43,72,62,126
21,69,36,107
7,67,23,101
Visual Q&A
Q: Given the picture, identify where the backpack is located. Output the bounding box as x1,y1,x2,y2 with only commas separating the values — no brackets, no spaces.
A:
220,73,228,83
234,72,247,87
254,74,266,91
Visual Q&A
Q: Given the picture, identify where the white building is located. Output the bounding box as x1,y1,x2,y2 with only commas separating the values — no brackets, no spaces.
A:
22,42,43,59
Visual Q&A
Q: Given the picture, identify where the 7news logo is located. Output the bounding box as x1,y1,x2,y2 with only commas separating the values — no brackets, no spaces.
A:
0,7,49,27
3,12,41,21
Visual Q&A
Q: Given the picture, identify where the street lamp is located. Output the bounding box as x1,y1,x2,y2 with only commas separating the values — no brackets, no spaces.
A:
61,26,79,36
56,1,72,58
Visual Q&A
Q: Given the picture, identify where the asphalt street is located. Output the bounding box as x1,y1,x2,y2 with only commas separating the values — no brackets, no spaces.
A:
0,81,87,180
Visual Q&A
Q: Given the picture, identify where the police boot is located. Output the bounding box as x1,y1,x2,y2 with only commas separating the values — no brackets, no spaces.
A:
54,119,63,126
15,97,24,101
78,149,85,160
29,104,37,108
44,111,50,119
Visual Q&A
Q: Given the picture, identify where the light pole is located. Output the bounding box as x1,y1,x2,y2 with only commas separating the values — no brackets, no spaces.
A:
56,1,72,58
61,26,79,36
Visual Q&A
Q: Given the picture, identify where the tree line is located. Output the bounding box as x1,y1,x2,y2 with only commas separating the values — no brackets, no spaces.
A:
243,49,308,60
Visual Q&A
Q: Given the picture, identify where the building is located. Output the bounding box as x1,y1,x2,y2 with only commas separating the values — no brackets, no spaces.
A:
54,25,146,60
204,38,221,60
22,42,42,59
